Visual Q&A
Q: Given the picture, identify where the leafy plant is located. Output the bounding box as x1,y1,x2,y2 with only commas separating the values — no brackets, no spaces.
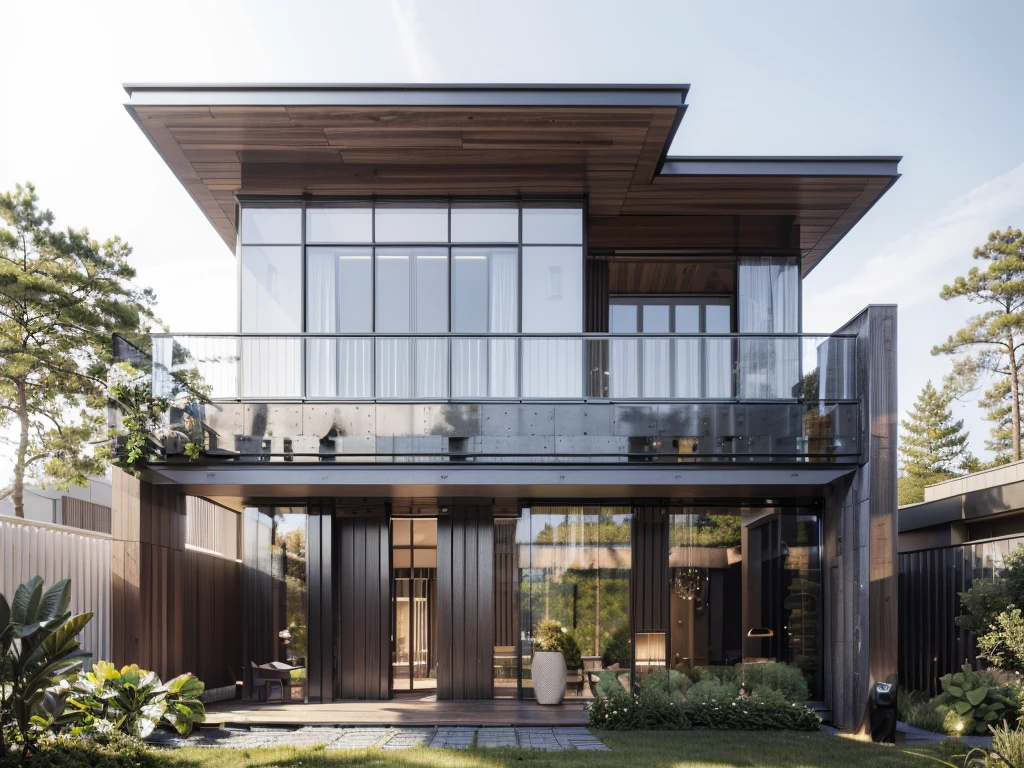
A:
532,620,583,671
740,662,810,703
0,731,157,768
587,688,690,731
66,661,206,738
979,606,1024,674
590,670,627,699
686,674,740,705
984,721,1024,768
681,698,821,731
933,664,1019,735
899,688,948,733
0,577,93,758
640,669,692,700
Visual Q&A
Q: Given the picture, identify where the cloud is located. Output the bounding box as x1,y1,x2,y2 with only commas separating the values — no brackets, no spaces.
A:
805,160,1024,332
389,0,443,81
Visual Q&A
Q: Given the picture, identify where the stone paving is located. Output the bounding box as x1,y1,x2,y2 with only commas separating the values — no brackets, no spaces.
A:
149,725,610,751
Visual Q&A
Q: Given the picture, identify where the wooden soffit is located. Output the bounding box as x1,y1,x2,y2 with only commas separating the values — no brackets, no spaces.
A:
124,84,900,275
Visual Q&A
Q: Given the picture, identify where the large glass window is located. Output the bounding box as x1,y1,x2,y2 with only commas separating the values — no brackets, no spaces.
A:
517,505,632,700
242,208,301,245
737,257,800,399
668,506,821,699
271,510,308,702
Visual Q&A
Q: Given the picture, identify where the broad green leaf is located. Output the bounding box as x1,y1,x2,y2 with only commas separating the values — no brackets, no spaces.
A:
965,687,989,706
11,577,43,623
39,579,71,620
954,701,973,715
0,592,10,629
946,685,964,698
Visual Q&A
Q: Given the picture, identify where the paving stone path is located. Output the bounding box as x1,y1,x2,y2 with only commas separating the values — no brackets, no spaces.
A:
148,725,610,752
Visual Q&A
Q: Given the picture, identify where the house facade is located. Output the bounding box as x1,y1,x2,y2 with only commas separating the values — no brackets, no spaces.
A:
110,84,899,733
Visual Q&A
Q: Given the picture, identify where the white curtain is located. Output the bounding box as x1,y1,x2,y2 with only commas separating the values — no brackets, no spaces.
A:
489,250,518,397
738,257,800,398
609,339,638,398
306,250,338,397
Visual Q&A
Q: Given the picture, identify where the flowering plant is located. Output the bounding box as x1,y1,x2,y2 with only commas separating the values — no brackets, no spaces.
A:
107,362,203,472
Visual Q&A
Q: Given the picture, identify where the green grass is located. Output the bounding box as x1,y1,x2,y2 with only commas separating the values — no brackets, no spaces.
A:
151,731,940,768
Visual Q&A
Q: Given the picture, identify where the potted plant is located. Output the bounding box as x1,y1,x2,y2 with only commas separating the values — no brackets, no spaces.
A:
532,620,579,705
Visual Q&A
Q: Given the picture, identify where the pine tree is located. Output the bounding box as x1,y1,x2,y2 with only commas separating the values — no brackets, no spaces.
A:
0,183,156,516
934,228,1024,462
898,380,977,505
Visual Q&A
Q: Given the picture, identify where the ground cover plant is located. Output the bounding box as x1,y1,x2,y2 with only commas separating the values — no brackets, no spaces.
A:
899,666,1020,736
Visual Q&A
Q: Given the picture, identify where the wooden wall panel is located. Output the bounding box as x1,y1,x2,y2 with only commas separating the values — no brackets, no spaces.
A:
62,498,112,535
631,504,668,637
493,519,518,648
335,511,390,700
437,505,495,700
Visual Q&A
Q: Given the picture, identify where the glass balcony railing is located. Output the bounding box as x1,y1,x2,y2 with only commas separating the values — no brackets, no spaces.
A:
140,333,857,403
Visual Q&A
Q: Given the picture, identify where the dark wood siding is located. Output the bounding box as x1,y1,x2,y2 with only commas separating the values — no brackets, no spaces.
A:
334,511,390,700
493,519,518,648
306,503,334,702
437,505,495,700
631,504,668,660
585,259,609,333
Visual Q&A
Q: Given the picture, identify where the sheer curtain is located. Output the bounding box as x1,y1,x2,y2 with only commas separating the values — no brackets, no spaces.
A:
306,250,337,397
737,257,799,398
489,250,518,397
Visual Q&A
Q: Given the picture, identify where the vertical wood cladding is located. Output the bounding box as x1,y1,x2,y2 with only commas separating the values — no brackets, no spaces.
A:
62,497,112,534
493,519,518,648
437,505,495,700
306,504,334,702
112,470,241,689
631,504,668,636
334,510,390,700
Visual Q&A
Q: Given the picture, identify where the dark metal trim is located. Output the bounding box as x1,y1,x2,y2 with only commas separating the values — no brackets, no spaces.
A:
660,157,902,177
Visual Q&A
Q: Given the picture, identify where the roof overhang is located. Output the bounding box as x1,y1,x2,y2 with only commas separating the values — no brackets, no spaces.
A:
124,83,900,276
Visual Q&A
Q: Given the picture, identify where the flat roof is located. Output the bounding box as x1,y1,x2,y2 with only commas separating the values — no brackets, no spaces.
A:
124,83,900,275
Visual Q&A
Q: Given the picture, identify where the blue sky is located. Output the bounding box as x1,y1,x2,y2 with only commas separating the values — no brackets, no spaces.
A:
1,0,1023,476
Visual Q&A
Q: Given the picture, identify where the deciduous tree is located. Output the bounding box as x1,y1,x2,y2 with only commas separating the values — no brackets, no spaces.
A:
0,183,155,516
934,228,1024,463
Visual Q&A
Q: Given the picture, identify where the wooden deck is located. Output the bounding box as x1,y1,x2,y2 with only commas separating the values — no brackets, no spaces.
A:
205,697,588,727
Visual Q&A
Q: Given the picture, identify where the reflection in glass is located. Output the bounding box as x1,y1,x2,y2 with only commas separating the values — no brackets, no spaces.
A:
522,208,583,245
241,246,302,332
668,506,821,699
392,518,438,692
242,208,301,245
271,511,307,702
517,506,632,699
375,208,448,243
522,247,582,333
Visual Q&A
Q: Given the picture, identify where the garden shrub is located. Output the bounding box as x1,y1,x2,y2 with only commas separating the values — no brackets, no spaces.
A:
640,669,692,700
898,688,947,733
680,698,821,732
686,674,740,704
988,721,1024,768
0,732,157,768
932,664,1020,735
533,620,583,671
741,662,810,703
587,689,689,730
978,606,1024,675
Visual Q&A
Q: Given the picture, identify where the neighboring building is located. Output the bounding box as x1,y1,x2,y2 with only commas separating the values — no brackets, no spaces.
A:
899,463,1024,694
111,83,899,732
0,476,112,533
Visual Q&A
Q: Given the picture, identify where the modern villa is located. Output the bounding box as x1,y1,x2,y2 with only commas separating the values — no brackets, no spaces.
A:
109,83,900,734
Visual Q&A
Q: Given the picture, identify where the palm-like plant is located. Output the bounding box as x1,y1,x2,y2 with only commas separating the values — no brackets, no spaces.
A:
0,577,93,757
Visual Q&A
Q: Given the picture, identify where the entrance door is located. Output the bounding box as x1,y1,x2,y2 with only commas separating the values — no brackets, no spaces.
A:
391,518,437,693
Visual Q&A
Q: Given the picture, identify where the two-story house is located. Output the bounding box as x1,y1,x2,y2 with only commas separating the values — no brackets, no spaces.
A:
111,83,899,733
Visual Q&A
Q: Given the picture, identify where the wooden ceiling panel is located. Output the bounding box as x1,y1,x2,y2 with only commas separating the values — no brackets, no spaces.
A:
129,97,897,274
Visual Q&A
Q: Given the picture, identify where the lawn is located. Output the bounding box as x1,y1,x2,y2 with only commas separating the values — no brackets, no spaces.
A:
153,731,938,768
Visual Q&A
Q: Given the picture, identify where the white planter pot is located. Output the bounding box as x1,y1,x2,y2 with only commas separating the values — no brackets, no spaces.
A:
532,651,567,705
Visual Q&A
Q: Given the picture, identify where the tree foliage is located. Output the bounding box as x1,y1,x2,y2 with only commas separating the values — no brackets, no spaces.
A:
934,228,1024,464
0,183,155,516
957,544,1024,635
898,380,977,505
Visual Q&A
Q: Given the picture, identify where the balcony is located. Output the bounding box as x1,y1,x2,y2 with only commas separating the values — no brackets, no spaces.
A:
112,332,861,465
142,332,857,403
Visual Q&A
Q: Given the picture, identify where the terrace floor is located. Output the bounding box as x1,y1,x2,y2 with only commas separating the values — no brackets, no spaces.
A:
204,696,589,728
